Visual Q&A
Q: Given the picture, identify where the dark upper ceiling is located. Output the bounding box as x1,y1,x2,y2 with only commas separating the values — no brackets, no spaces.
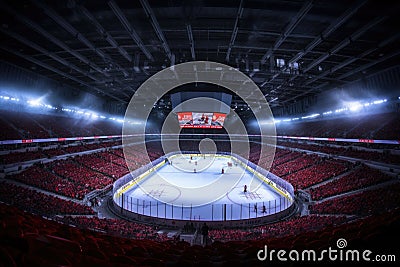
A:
1,0,399,112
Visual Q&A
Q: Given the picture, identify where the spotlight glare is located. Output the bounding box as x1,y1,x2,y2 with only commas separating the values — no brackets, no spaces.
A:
302,113,320,119
348,102,362,112
27,99,41,106
373,99,385,105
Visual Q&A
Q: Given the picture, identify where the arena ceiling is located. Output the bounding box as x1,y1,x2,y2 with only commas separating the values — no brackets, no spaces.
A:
1,0,399,111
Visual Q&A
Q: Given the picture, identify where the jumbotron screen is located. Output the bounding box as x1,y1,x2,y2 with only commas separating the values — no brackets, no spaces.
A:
177,112,226,128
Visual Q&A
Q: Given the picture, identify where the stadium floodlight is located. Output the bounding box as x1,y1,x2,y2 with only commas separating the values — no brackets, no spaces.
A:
88,113,99,119
27,99,42,106
100,115,106,119
348,101,362,112
373,99,386,105
335,108,347,113
318,96,390,118
301,113,320,119
3,96,10,100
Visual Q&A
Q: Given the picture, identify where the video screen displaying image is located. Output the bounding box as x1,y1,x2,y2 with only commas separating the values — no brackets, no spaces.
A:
177,112,226,128
177,112,193,126
192,112,213,126
212,113,226,127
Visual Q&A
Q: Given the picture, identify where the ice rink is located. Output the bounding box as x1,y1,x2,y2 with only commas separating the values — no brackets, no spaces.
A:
118,154,292,221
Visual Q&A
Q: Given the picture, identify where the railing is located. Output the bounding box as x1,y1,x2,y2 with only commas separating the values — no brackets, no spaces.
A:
114,194,292,221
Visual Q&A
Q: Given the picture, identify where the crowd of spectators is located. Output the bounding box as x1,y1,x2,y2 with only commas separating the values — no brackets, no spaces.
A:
271,150,302,166
310,165,394,200
1,201,399,266
208,215,348,242
270,153,320,177
310,182,400,215
60,216,169,241
73,153,129,179
0,150,45,165
62,143,103,154
43,147,68,157
275,112,399,140
278,141,400,164
0,182,94,215
98,151,129,168
0,109,123,140
7,164,87,199
0,115,22,140
49,159,114,191
3,143,167,202
284,159,349,190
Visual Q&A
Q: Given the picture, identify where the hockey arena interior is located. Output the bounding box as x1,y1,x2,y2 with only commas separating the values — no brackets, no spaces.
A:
1,1,400,266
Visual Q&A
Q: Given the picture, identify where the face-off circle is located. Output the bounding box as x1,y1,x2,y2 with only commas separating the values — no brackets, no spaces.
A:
122,61,276,206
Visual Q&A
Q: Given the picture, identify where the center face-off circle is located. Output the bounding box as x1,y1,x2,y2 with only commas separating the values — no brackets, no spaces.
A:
122,61,276,206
